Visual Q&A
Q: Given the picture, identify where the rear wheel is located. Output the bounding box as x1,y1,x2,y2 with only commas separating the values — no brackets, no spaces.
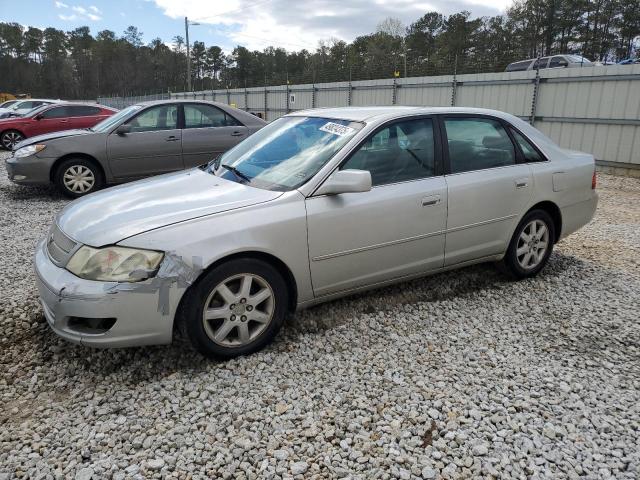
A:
501,209,555,279
181,258,289,359
1,130,24,150
54,158,104,198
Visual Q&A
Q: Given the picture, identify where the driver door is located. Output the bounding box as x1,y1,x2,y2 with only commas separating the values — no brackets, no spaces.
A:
305,117,447,297
107,104,184,180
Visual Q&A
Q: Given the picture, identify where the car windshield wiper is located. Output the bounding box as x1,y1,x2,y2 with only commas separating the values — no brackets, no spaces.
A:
222,164,251,183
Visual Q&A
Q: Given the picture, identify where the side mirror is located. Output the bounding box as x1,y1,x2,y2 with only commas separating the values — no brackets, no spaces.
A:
315,169,372,196
115,124,131,135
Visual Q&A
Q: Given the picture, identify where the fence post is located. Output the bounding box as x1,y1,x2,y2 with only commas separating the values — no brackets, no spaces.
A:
392,77,397,105
312,84,316,109
451,54,458,107
286,83,290,114
529,69,541,125
264,86,268,119
226,88,231,105
244,87,248,111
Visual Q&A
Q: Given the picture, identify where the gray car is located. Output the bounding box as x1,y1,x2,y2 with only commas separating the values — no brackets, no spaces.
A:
6,100,266,197
35,106,598,359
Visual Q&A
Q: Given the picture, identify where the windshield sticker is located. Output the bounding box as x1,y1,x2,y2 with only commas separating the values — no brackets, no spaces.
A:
319,122,356,137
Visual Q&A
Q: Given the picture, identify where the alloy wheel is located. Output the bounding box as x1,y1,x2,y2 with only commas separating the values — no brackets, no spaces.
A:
2,131,23,149
516,219,550,269
63,165,96,194
201,273,275,347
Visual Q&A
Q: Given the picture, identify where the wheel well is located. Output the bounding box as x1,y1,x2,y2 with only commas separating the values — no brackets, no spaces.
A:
179,251,299,315
50,153,106,183
528,201,562,243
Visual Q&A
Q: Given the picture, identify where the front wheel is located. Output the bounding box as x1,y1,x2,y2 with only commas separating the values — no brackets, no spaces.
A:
1,130,24,150
54,158,104,198
181,258,289,359
501,209,555,279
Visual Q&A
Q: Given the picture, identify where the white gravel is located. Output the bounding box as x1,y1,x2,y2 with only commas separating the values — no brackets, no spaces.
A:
0,151,638,479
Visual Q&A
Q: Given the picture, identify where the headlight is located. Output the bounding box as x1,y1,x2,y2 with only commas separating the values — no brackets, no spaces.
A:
66,246,164,282
14,144,46,158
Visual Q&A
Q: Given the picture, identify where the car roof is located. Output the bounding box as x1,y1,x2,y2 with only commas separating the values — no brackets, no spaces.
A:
287,106,525,123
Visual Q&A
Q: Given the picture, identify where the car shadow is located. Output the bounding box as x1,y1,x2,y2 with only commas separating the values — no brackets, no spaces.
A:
2,182,67,202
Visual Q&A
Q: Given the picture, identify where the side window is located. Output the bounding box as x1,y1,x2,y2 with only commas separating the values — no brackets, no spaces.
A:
510,129,544,162
444,117,516,174
341,118,436,186
184,104,241,128
126,105,178,132
67,105,102,117
506,60,532,72
41,107,69,119
533,57,550,69
549,56,568,68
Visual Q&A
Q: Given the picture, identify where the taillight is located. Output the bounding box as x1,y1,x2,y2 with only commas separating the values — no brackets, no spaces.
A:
592,169,597,189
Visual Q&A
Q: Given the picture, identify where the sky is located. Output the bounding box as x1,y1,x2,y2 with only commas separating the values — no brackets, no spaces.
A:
1,0,514,53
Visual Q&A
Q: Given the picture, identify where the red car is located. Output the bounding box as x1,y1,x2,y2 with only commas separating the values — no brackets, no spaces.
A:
0,103,117,150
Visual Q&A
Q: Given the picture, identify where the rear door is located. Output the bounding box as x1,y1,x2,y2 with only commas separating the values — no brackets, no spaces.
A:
66,105,104,129
181,103,248,167
440,115,532,266
107,103,183,180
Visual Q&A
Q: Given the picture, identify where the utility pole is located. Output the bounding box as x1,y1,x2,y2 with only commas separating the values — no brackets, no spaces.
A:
185,17,200,91
185,17,191,92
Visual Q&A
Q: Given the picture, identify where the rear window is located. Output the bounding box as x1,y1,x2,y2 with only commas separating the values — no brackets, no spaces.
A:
506,60,533,72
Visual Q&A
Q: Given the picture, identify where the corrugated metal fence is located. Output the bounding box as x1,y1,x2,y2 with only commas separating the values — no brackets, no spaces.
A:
100,65,640,171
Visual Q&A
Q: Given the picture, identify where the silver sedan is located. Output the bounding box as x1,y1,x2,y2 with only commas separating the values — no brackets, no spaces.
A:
35,107,598,358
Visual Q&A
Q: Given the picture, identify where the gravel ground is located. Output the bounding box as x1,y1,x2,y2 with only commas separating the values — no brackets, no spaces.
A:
0,151,638,480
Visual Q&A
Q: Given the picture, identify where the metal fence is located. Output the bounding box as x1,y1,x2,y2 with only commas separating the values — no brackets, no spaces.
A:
97,92,170,110
100,64,640,171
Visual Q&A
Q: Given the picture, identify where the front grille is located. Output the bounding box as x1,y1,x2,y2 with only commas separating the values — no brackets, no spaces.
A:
47,224,77,266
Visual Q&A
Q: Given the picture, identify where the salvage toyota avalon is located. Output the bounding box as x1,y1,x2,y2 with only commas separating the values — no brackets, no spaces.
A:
36,106,598,358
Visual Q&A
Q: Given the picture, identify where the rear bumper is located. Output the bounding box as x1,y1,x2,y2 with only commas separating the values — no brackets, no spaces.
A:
5,154,54,185
34,239,180,348
559,192,598,240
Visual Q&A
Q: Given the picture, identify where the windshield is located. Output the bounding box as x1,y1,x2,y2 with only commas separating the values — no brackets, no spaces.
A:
24,105,51,118
91,104,140,133
9,101,28,111
208,116,364,191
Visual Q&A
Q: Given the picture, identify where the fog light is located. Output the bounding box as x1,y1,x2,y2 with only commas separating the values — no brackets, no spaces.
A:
13,175,26,180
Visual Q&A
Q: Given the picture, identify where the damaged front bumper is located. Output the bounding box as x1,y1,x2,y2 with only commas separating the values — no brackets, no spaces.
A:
34,239,185,348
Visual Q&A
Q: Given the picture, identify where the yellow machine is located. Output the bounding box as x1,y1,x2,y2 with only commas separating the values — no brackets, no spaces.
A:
0,93,30,102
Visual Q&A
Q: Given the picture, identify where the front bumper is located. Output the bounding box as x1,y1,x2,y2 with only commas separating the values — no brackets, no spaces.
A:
5,154,54,185
34,239,181,348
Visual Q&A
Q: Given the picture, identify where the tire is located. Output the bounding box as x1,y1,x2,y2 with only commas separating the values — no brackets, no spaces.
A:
54,157,104,198
181,258,289,359
500,209,555,280
0,130,24,150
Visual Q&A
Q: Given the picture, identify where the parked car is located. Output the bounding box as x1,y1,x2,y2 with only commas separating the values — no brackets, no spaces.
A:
618,58,639,65
506,54,593,72
6,100,267,197
0,98,59,119
0,103,117,150
34,106,598,359
0,100,19,109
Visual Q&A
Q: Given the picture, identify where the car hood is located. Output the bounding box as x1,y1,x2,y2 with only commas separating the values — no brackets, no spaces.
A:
15,129,93,149
56,168,283,246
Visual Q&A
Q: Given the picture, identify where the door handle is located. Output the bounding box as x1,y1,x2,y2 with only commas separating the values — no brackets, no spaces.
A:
165,136,180,142
515,178,529,188
231,131,245,137
422,195,441,207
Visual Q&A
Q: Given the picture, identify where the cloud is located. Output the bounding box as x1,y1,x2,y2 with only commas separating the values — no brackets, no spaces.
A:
57,4,102,21
152,0,512,51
